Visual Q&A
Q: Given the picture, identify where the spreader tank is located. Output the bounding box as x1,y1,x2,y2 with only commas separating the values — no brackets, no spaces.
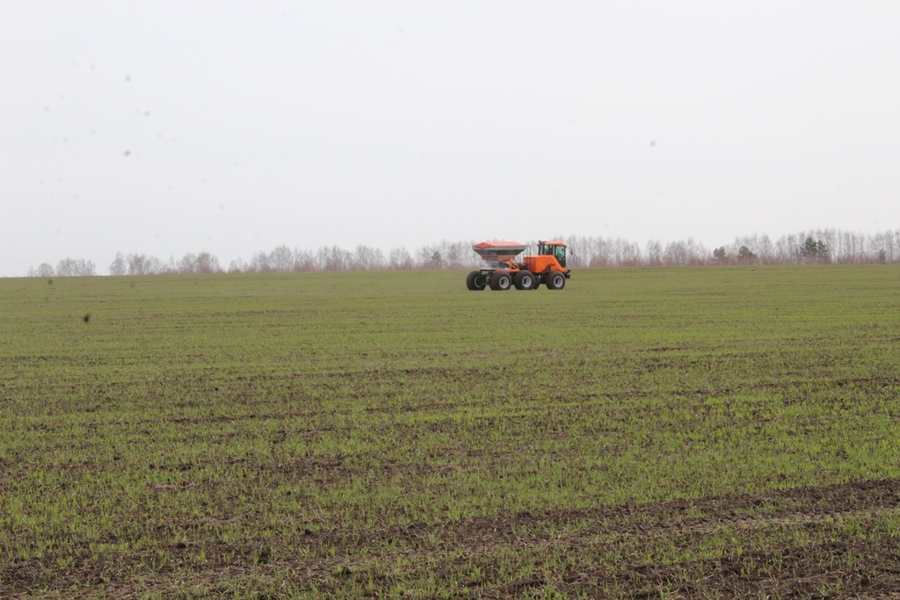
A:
471,241,527,269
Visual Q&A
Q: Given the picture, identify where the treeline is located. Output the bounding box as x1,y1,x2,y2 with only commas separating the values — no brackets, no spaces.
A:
27,241,484,277
25,228,900,277
568,229,900,267
28,258,97,277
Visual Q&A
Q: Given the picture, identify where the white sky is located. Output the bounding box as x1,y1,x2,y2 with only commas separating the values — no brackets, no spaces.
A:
2,1,899,276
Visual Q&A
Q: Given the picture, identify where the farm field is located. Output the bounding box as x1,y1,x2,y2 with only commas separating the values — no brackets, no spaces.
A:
1,265,899,599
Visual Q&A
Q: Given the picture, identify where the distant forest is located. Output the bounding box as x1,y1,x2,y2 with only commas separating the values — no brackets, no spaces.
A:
26,228,900,277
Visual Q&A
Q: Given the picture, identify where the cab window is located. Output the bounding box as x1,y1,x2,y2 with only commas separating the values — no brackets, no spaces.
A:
554,245,567,267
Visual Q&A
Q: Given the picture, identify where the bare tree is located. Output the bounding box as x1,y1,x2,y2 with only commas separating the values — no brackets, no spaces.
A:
316,246,352,271
870,230,897,263
592,237,613,267
148,256,166,274
228,258,246,273
615,238,642,266
756,234,774,264
352,245,385,270
774,234,801,265
126,253,164,275
127,254,149,275
414,245,445,269
269,245,294,272
109,252,126,276
27,263,55,277
195,251,220,273
293,248,316,272
53,258,96,276
389,247,413,270
663,241,689,266
248,250,272,273
179,253,198,274
644,240,662,266
435,240,477,269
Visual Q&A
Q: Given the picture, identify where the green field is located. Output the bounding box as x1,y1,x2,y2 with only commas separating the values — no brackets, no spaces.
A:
2,266,899,599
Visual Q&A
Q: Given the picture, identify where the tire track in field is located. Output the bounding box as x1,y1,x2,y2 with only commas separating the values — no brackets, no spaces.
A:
295,477,900,554
172,478,900,596
5,478,899,599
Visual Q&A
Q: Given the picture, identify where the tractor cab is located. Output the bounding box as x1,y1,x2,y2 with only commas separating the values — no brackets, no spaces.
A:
538,241,567,268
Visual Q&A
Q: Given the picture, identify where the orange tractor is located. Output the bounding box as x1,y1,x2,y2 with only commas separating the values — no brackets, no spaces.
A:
466,240,570,291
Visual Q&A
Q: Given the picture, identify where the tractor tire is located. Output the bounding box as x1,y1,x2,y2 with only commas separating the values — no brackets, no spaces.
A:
489,272,512,291
513,270,535,290
545,271,566,290
466,271,487,291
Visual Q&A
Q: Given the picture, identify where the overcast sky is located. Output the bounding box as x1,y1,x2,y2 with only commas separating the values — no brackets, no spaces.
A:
2,1,899,276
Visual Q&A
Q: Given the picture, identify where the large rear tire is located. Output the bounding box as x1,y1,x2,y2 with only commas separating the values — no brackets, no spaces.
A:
545,271,566,290
489,272,512,291
466,271,487,291
513,270,535,290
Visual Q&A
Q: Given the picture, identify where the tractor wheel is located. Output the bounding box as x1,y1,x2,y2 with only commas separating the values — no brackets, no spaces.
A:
513,270,535,290
489,272,512,291
545,271,566,290
466,271,487,291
